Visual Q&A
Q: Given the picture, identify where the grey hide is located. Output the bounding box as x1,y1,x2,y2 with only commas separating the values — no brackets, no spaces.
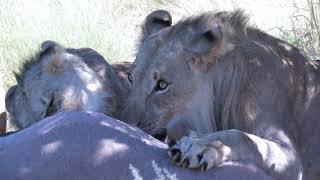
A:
0,112,273,180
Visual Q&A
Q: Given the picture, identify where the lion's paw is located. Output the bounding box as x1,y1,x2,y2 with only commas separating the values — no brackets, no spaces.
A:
168,134,223,171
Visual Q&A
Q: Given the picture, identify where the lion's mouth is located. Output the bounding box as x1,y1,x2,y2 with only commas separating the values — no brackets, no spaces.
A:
138,120,168,142
152,129,167,142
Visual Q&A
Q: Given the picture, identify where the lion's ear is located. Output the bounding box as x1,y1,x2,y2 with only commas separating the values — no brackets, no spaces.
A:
186,24,222,54
5,85,17,114
40,40,64,56
143,10,172,37
185,24,232,72
41,40,59,51
40,41,66,74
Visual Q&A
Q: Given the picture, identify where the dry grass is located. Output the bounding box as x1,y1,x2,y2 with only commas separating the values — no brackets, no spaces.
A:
278,0,320,60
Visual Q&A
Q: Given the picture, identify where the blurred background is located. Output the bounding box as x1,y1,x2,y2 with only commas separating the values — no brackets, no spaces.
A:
0,0,319,113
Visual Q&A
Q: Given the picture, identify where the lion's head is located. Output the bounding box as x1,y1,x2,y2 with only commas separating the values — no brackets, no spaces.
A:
5,41,120,129
121,10,305,142
121,10,240,141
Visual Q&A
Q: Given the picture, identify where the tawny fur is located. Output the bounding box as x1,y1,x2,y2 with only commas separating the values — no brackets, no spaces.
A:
121,10,320,180
5,41,128,130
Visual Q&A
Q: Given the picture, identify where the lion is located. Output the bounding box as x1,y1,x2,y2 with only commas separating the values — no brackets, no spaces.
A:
5,41,127,130
120,10,320,180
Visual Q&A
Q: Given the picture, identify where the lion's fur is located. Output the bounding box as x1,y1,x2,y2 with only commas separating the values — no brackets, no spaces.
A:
5,41,127,130
121,10,320,180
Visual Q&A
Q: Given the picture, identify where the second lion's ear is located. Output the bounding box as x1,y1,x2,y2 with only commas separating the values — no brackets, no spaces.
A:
39,40,66,74
41,40,58,51
143,10,172,37
40,40,64,57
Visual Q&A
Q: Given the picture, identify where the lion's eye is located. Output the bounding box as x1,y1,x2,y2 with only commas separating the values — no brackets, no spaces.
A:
127,72,133,84
156,80,168,91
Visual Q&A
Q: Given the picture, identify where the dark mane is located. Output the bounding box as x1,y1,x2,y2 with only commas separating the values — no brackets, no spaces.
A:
179,10,307,62
164,10,250,41
136,10,251,55
14,44,55,83
14,52,40,83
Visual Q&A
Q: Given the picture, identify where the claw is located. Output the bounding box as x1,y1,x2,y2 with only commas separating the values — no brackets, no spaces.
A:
181,159,190,168
169,148,180,158
200,162,208,172
197,154,203,163
171,149,181,163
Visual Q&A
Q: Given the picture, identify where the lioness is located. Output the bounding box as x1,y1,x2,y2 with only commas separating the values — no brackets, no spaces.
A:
121,10,320,180
5,41,126,130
